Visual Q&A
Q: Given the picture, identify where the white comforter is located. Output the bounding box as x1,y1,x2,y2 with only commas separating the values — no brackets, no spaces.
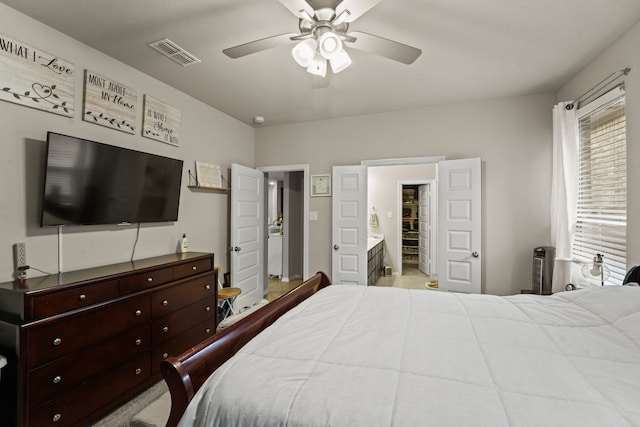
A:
179,285,640,427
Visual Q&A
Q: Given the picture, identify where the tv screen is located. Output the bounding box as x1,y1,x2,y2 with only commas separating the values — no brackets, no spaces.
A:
41,132,183,227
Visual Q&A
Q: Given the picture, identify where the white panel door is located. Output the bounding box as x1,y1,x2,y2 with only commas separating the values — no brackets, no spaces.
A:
418,184,430,274
437,158,481,293
332,165,367,285
230,163,264,308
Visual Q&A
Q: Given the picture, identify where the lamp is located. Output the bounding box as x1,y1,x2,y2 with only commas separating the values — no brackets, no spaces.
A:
583,253,607,286
557,253,610,290
329,49,352,73
318,32,342,59
292,38,318,67
291,28,352,77
306,51,327,77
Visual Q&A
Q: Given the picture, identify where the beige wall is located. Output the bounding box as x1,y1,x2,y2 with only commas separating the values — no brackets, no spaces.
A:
0,4,254,280
557,20,640,277
256,93,556,295
5,4,636,295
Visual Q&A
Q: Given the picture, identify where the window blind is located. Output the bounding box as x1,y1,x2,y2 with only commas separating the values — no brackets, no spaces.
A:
574,93,626,285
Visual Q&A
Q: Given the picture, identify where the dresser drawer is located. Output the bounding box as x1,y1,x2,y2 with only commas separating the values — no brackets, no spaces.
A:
29,325,150,409
31,279,120,320
28,295,150,368
152,318,215,373
173,257,213,280
151,274,215,319
120,266,173,295
152,299,215,345
29,352,151,427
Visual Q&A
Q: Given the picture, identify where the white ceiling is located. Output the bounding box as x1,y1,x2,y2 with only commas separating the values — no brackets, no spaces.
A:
3,0,640,127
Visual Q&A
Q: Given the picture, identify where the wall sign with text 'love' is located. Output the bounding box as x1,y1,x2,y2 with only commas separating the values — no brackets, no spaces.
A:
0,33,74,117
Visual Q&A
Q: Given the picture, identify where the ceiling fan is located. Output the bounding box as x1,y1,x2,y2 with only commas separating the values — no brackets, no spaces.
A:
222,0,422,78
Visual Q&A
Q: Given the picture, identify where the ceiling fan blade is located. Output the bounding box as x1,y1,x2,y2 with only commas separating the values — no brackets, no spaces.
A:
335,0,383,23
223,33,298,58
290,32,314,41
338,33,357,43
278,0,315,23
347,31,422,64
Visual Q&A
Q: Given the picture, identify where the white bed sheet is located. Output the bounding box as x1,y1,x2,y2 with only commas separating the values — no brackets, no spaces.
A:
179,285,640,427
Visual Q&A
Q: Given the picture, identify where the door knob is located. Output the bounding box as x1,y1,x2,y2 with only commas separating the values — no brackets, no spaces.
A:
333,245,339,251
471,251,479,258
234,246,241,252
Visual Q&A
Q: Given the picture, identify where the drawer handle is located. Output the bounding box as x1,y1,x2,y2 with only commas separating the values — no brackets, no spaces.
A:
162,300,168,306
135,339,142,346
53,375,61,384
135,368,142,375
53,338,62,346
205,328,211,334
192,266,197,271
162,352,168,359
205,284,211,290
205,306,211,312
162,326,169,333
53,413,62,423
147,277,153,283
79,294,86,301
135,310,142,317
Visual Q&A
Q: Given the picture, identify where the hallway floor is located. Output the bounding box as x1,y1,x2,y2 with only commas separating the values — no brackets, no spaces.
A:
265,264,433,300
265,276,303,301
374,263,433,289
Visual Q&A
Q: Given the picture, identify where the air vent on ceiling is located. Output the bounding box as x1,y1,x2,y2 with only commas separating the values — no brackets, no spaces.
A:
148,38,201,67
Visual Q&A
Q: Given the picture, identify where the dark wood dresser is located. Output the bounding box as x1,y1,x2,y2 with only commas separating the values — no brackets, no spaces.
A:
0,252,216,427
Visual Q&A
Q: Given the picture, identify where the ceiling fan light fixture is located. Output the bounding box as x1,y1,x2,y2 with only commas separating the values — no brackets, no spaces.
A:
318,32,343,60
329,49,352,73
292,38,318,67
306,52,327,78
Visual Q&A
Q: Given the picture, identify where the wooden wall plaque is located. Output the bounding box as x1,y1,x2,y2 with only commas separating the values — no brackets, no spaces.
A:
0,33,74,117
83,70,137,133
142,95,181,146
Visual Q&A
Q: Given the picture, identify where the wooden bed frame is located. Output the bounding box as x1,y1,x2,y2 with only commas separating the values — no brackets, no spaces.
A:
160,271,332,427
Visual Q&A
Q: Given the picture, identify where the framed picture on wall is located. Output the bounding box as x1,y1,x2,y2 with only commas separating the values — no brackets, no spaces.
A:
195,161,223,188
311,174,331,197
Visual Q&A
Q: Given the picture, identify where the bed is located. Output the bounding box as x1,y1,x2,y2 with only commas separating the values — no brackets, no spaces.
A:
161,272,640,427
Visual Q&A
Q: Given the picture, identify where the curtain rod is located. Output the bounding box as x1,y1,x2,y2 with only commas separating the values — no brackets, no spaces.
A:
565,67,631,110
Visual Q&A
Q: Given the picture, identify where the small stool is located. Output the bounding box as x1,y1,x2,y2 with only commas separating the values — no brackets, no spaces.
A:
215,265,242,321
218,287,241,321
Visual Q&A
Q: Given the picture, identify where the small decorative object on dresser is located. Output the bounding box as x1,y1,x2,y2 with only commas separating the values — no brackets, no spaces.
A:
0,252,216,427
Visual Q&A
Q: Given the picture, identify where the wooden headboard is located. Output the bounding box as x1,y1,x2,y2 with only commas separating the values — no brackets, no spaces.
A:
160,271,332,427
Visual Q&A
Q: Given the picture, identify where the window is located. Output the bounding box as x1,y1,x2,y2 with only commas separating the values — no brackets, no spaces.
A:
573,89,626,285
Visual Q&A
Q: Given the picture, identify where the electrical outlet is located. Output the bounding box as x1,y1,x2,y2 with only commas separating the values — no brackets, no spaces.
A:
14,243,26,268
13,243,27,280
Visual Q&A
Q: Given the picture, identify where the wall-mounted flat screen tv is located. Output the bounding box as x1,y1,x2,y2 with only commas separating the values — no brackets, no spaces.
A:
41,132,184,227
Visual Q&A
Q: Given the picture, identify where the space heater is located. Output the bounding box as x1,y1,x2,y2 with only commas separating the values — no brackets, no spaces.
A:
531,246,555,295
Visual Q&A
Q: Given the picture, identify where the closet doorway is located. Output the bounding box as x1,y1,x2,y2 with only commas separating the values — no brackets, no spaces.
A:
400,183,433,277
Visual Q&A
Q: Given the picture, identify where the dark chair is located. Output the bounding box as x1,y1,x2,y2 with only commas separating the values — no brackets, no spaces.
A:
623,265,640,285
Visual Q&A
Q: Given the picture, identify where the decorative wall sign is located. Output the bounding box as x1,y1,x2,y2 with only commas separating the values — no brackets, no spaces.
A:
0,33,74,117
195,161,223,188
142,95,180,146
83,70,137,133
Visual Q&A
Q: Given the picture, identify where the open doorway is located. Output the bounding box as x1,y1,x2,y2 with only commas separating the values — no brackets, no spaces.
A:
332,157,481,292
259,165,309,300
366,163,437,289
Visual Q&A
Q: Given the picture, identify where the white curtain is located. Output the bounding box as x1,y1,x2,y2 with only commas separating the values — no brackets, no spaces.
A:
550,102,578,291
